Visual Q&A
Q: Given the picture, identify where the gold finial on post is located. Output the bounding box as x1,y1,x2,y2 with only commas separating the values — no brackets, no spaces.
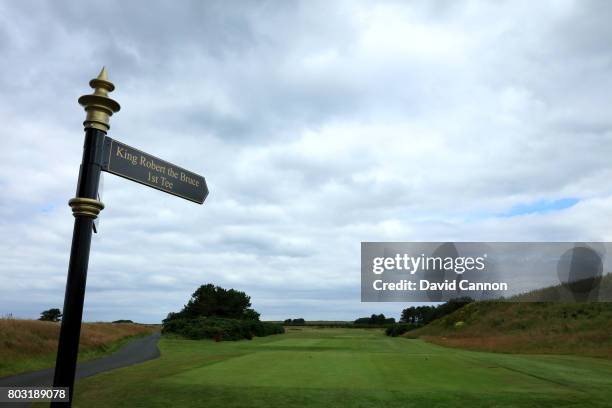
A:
78,67,120,132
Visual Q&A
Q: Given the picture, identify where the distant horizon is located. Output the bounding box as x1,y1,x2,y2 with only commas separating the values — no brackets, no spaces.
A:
4,270,611,324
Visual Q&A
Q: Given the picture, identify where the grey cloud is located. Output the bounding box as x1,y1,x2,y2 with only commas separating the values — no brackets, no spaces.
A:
2,1,612,322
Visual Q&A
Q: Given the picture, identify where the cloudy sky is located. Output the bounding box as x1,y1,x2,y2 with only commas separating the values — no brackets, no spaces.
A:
1,0,611,322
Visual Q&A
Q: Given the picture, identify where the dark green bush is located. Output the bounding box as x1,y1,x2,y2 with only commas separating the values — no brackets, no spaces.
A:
385,323,417,337
162,316,284,341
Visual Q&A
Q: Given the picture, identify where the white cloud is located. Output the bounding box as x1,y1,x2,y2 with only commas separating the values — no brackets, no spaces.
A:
1,0,611,322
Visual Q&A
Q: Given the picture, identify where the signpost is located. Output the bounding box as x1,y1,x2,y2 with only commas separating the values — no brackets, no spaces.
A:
51,68,208,407
102,137,208,204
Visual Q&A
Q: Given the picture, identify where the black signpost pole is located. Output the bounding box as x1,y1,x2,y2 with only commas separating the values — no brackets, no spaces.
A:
51,68,120,407
50,67,207,406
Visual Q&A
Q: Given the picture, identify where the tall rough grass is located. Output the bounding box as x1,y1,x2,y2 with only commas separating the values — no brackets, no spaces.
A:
0,319,156,377
406,302,612,358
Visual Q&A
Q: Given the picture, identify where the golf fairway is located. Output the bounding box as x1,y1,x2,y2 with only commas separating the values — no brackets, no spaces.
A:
68,328,612,407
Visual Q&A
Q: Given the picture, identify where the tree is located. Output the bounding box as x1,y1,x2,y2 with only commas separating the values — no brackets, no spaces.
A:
161,284,283,341
243,308,260,321
284,318,306,326
170,284,254,320
371,314,386,325
354,314,395,325
39,308,62,322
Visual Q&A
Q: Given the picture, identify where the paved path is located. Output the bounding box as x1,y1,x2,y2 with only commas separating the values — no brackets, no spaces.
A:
0,332,160,407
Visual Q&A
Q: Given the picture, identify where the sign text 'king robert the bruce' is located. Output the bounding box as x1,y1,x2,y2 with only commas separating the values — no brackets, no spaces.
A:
102,137,208,204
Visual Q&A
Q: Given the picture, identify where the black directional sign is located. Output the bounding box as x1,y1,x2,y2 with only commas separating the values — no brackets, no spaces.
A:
101,137,208,204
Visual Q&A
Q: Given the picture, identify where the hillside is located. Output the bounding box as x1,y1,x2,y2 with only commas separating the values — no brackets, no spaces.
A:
511,272,612,301
405,301,612,359
0,318,157,377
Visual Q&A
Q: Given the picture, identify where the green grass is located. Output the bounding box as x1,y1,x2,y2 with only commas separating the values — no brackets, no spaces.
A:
63,327,612,408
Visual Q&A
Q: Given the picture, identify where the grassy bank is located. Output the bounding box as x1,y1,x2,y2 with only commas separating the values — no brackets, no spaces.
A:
406,302,612,358
0,318,157,377
43,327,612,408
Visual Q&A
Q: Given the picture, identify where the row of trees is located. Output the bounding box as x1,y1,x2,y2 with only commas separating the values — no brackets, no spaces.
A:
385,297,474,337
284,318,306,325
39,309,135,324
354,314,395,326
400,297,473,326
39,291,473,341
